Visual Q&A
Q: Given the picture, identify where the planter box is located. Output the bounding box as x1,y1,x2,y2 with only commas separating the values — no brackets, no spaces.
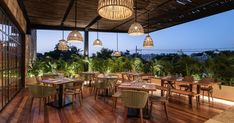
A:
25,76,37,87
213,84,234,102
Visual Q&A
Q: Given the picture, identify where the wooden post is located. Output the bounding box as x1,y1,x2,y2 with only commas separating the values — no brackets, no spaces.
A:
84,30,89,71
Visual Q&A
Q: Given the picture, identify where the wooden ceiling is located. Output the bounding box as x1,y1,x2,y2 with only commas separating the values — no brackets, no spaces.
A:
20,0,234,33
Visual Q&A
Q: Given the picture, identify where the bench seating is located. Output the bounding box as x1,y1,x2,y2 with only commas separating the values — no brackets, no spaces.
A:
155,85,200,105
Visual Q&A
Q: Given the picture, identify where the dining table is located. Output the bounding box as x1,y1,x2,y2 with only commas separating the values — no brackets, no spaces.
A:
159,76,214,104
41,77,83,109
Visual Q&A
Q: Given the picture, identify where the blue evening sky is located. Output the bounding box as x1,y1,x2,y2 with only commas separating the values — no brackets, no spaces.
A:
37,10,234,55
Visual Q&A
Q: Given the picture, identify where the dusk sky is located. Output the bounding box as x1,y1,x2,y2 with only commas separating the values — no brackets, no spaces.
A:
37,10,234,55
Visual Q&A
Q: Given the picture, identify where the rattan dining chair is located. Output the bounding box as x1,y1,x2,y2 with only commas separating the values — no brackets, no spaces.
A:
94,78,112,100
121,90,149,123
149,84,172,120
28,84,57,111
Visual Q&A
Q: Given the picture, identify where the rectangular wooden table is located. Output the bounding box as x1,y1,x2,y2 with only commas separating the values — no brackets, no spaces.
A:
159,77,214,105
118,82,156,91
41,78,82,109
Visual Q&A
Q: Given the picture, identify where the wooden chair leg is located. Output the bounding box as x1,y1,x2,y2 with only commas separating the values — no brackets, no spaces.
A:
208,91,210,103
78,94,82,105
163,103,168,120
72,95,75,109
140,108,143,123
124,107,128,123
210,91,214,102
112,97,117,111
81,90,84,99
30,97,34,112
39,98,42,113
202,91,204,101
95,89,98,100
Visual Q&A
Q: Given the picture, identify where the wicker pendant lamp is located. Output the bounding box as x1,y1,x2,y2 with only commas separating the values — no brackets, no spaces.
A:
58,30,69,51
128,0,144,36
97,0,134,20
112,33,121,57
143,12,154,48
67,0,83,43
93,22,103,47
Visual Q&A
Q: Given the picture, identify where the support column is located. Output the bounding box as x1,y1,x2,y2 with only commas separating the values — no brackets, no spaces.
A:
84,30,89,71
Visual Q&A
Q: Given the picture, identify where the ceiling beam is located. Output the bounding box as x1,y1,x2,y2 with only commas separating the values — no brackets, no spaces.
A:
111,0,172,30
31,24,84,31
60,0,75,26
17,0,32,34
85,15,102,29
31,24,127,33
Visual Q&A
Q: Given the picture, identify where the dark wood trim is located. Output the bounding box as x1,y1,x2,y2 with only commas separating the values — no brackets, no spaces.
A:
60,0,75,26
84,30,89,71
17,0,31,34
31,24,127,33
21,34,26,88
85,15,102,29
84,30,89,57
31,24,85,31
0,1,25,33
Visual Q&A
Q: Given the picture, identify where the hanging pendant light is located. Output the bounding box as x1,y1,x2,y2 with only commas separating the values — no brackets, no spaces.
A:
128,0,144,36
97,0,134,20
58,30,69,51
93,21,103,47
143,12,154,48
112,33,121,57
67,0,83,43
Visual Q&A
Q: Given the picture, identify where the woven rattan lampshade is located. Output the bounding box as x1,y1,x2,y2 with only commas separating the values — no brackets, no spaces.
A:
128,0,144,36
58,39,69,51
112,51,121,57
93,39,102,47
97,0,134,20
67,0,83,43
128,22,144,36
67,30,83,43
143,34,154,48
112,33,121,57
93,22,102,47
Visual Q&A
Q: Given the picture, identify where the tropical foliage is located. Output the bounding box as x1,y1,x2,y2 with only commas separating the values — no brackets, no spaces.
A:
28,48,234,86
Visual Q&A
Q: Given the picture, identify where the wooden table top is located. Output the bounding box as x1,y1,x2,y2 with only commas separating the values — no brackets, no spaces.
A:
118,82,156,91
156,76,215,86
81,72,98,75
97,75,118,79
41,78,82,85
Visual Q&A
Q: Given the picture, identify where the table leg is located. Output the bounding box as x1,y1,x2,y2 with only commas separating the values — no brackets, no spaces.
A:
197,85,201,103
58,84,63,108
161,80,164,96
189,84,193,105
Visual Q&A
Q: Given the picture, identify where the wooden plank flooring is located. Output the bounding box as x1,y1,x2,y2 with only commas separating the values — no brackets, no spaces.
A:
0,87,231,123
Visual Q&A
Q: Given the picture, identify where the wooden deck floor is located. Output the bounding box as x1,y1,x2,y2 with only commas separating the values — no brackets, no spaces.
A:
0,87,231,123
